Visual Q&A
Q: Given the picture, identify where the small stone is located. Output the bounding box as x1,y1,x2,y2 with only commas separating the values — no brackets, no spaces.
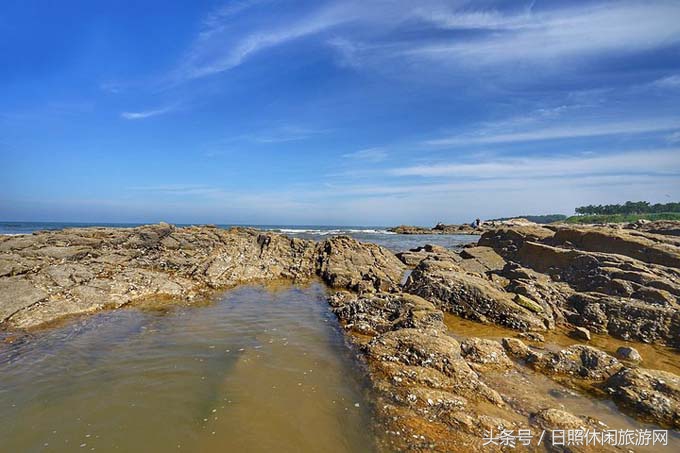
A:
571,326,591,341
615,346,642,363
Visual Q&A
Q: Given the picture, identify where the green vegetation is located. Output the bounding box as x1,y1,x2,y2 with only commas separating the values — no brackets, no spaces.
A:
488,214,567,224
564,212,680,224
565,200,680,224
575,201,680,215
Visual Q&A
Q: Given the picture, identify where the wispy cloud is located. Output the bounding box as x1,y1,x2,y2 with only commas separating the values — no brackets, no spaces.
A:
406,2,680,67
176,2,361,81
120,107,173,120
342,147,387,162
249,125,330,143
653,74,680,89
425,118,680,146
389,148,680,178
168,1,680,85
127,184,225,196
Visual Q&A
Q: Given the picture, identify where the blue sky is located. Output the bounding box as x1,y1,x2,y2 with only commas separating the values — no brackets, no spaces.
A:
2,0,680,226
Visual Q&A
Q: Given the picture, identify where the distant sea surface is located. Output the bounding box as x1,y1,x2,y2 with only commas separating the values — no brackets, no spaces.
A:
0,221,478,252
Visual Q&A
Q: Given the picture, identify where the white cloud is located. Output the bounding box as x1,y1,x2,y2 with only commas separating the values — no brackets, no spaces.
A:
170,1,680,84
177,2,362,81
653,75,680,89
389,148,680,178
406,2,680,66
342,147,387,162
425,118,680,146
250,125,330,143
120,107,172,120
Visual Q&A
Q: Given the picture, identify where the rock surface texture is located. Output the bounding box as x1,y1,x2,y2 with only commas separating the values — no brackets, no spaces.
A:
0,223,404,328
472,223,680,346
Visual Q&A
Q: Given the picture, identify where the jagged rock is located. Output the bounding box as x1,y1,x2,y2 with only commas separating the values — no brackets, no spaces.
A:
606,367,680,428
569,293,680,347
0,225,404,328
404,258,548,331
615,346,642,363
480,225,680,346
317,235,405,293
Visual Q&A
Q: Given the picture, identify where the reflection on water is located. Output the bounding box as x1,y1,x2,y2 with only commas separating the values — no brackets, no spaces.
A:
0,283,376,453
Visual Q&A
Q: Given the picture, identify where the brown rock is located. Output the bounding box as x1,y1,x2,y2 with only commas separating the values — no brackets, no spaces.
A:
404,258,548,331
606,367,680,428
0,224,405,328
570,326,591,341
460,337,514,371
459,246,506,271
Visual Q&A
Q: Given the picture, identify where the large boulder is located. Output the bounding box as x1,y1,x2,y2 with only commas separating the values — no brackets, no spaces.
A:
404,258,548,331
316,235,405,292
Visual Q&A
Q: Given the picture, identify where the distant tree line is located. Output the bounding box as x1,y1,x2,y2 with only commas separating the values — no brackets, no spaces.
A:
575,201,680,215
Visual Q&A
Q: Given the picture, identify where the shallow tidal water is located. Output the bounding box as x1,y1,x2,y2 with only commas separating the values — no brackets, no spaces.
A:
445,314,680,451
0,283,377,453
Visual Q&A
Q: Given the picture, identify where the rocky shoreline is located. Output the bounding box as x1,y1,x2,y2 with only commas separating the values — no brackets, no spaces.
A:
388,218,540,235
328,221,680,450
0,223,403,329
1,221,679,451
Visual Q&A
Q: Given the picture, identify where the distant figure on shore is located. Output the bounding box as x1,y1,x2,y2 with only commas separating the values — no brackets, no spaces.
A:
474,218,482,228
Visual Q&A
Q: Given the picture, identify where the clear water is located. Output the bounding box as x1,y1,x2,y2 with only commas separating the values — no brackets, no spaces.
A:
0,283,377,453
445,313,680,451
0,221,478,252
